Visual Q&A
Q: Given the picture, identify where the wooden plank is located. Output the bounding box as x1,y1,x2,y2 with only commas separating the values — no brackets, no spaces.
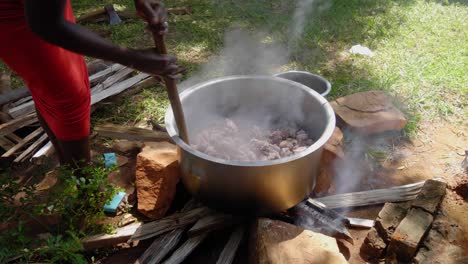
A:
216,225,245,264
2,127,43,158
89,64,124,85
13,133,47,163
162,233,209,264
8,100,35,118
87,59,113,75
82,223,142,250
91,73,150,105
0,113,38,136
129,207,212,242
91,67,134,95
0,87,30,106
95,124,172,142
311,181,425,209
187,213,236,237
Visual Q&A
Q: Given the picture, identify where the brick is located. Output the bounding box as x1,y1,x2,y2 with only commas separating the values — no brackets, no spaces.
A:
360,227,387,261
375,203,409,243
387,208,433,262
135,142,180,219
411,179,446,214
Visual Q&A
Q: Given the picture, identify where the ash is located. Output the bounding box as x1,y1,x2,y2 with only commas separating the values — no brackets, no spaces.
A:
191,118,314,161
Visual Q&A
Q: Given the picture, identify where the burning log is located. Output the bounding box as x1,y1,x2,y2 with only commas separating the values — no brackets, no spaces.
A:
216,225,245,264
129,206,212,242
278,200,353,244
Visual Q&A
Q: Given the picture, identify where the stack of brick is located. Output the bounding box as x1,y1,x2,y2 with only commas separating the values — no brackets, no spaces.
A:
360,179,447,263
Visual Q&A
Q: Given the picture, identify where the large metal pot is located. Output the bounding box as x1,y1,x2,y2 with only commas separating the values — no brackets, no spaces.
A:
165,76,335,214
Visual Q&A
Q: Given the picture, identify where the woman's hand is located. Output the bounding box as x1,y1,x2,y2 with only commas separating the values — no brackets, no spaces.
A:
134,0,168,35
128,48,184,77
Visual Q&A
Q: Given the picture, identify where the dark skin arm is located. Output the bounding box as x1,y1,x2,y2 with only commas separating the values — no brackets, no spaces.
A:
23,0,179,76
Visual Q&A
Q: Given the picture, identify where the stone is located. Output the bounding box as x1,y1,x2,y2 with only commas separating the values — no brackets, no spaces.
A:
360,227,387,261
135,142,180,219
250,218,348,264
314,127,344,194
375,203,409,243
112,139,144,154
330,91,407,134
387,208,433,262
411,179,446,214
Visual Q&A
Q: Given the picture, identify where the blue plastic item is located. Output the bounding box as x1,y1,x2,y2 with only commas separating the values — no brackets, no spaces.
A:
104,191,126,213
103,152,117,168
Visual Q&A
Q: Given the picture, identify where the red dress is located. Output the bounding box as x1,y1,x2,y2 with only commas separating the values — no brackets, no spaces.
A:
0,0,90,141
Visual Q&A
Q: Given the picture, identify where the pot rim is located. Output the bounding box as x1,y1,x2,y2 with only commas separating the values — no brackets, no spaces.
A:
165,75,336,167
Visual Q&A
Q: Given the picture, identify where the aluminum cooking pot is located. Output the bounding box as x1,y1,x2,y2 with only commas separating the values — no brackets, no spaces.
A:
165,76,335,214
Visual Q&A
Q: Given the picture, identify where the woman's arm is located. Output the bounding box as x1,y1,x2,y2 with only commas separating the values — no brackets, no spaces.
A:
24,0,179,75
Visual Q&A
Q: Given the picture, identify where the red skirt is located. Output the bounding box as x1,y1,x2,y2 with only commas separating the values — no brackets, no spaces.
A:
0,0,90,140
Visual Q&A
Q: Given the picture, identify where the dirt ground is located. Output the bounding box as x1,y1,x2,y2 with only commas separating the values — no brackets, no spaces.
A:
341,120,468,263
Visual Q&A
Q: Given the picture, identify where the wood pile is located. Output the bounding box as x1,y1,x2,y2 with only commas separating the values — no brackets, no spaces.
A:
0,60,159,164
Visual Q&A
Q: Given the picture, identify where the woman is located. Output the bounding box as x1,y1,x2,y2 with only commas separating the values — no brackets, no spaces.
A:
0,0,180,168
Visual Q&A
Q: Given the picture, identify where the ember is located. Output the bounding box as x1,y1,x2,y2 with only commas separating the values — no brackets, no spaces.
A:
191,118,315,161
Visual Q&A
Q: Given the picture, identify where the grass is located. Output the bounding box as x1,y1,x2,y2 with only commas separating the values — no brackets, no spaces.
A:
1,0,467,134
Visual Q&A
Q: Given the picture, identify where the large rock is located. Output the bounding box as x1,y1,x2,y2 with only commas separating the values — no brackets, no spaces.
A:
250,218,348,264
330,91,407,134
135,142,180,219
314,127,344,195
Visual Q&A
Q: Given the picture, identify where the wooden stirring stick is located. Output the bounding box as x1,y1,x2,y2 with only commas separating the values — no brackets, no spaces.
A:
151,32,189,143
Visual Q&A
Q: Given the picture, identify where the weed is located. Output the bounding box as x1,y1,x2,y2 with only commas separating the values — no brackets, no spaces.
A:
0,161,119,263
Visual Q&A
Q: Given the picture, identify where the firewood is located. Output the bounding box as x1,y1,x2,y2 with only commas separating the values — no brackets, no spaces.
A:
136,229,184,264
2,127,43,158
0,113,37,136
129,207,212,242
95,124,172,142
91,73,150,105
187,213,237,237
0,87,30,106
5,133,22,143
13,133,48,163
88,63,125,85
10,96,32,108
136,200,199,264
90,67,134,95
82,223,142,250
162,233,209,264
31,141,55,165
0,136,15,151
7,100,35,119
216,225,245,264
311,181,425,209
87,59,113,75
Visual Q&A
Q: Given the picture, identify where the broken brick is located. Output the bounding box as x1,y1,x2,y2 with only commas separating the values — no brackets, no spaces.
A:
387,208,433,262
411,179,447,214
375,203,409,243
360,227,386,261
